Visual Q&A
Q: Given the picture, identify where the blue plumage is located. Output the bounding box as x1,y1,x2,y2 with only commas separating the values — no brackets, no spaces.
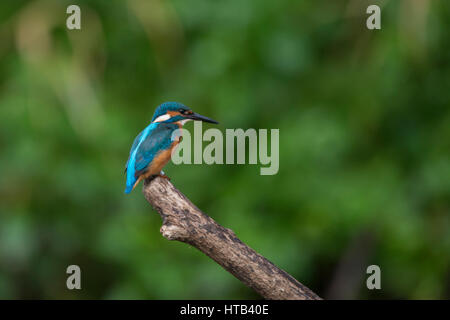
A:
124,123,156,193
125,102,218,194
151,102,188,122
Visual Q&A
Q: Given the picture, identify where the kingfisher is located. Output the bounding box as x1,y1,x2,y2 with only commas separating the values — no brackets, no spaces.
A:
124,102,218,194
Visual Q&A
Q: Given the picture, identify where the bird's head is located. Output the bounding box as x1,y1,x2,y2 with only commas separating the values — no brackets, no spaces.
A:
151,102,218,126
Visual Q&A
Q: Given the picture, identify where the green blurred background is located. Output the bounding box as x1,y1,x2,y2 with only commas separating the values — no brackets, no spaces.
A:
0,0,449,299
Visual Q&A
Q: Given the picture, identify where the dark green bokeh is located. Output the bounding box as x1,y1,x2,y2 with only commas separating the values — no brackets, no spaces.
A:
0,0,449,299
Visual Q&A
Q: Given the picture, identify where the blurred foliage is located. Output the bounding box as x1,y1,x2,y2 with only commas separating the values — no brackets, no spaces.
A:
0,0,449,299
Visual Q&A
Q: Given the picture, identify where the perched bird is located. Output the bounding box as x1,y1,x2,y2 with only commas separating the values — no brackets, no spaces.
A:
124,102,218,194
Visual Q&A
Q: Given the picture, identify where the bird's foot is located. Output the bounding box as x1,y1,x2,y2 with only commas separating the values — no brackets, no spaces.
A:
158,173,171,181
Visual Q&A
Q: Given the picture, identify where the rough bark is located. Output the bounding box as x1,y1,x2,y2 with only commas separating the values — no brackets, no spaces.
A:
143,176,321,300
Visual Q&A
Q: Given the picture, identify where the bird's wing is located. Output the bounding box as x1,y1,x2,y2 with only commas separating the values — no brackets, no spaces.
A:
133,123,178,177
125,130,144,173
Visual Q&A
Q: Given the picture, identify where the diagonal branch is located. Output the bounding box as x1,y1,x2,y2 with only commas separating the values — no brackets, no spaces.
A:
143,176,321,300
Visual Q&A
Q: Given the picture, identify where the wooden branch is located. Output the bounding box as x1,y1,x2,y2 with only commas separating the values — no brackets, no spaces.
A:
143,176,321,300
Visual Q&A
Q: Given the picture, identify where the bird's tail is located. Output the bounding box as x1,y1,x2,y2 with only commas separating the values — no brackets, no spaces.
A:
124,184,133,194
124,175,142,194
124,178,136,194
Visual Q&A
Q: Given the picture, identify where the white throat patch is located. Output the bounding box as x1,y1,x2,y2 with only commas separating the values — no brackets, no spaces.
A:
179,119,192,126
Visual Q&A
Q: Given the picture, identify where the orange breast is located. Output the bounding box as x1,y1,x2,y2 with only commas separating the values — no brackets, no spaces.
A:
144,140,179,177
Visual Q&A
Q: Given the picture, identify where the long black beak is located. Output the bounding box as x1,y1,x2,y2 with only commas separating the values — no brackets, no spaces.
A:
188,112,219,124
